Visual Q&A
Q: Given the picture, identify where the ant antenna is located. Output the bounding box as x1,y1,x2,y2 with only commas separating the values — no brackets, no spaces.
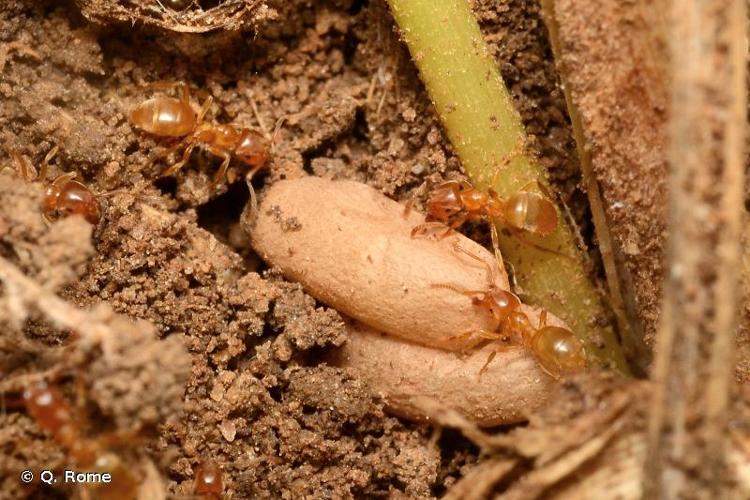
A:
450,240,501,289
270,117,286,147
240,174,259,231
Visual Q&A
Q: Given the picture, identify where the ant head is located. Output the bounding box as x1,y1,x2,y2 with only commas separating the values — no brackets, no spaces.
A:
42,176,101,225
194,461,223,496
23,381,72,434
488,289,520,315
236,130,270,168
427,184,463,219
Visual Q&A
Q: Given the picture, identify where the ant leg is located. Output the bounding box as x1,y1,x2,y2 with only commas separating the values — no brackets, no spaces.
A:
142,80,189,99
487,137,527,187
447,329,501,353
538,309,548,329
94,188,126,198
249,95,269,138
489,224,505,276
505,260,521,293
196,95,213,124
244,161,266,213
243,159,267,210
39,145,60,182
509,227,574,259
410,221,449,238
161,141,197,178
479,343,522,376
403,181,429,218
50,172,78,190
515,179,543,196
480,350,497,376
245,174,259,223
443,214,469,238
516,178,557,200
402,197,416,218
208,149,231,192
490,165,502,188
8,150,36,181
146,137,189,170
449,240,496,288
245,162,265,182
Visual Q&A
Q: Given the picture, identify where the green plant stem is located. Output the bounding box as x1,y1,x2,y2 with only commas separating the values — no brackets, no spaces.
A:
386,0,629,373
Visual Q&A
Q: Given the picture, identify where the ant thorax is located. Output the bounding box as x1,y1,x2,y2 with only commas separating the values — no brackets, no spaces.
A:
458,188,487,213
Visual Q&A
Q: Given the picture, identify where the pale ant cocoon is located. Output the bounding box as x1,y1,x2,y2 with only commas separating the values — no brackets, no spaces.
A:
249,177,583,425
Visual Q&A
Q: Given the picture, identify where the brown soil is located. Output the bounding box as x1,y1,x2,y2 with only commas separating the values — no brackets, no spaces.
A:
0,0,610,498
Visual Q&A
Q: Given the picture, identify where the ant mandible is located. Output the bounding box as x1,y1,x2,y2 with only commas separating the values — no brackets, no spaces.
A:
435,244,587,379
7,146,102,225
128,81,271,193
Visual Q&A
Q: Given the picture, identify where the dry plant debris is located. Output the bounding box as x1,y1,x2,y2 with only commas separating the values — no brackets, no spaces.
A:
416,374,750,499
76,0,274,33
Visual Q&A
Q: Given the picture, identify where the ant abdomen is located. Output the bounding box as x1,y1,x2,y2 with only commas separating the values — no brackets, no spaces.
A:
504,191,558,236
528,325,587,376
129,97,196,137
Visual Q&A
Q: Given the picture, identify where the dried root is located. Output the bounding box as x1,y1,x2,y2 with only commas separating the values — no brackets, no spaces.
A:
413,375,750,499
